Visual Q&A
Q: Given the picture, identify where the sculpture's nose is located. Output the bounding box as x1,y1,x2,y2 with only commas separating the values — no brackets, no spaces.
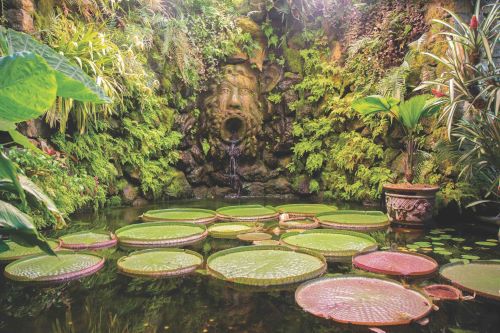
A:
229,90,241,109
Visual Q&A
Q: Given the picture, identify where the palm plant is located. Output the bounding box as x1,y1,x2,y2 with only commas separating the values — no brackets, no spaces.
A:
416,1,499,206
352,95,440,183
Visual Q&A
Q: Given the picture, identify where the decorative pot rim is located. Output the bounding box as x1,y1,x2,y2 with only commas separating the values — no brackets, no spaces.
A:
383,183,440,193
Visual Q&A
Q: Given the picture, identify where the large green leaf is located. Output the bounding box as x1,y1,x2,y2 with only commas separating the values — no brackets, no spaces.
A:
18,175,65,226
2,28,111,103
0,200,54,255
0,150,26,207
398,95,435,132
0,51,57,123
352,95,399,116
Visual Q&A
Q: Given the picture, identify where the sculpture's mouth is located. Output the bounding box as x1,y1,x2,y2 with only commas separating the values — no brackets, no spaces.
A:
221,116,246,143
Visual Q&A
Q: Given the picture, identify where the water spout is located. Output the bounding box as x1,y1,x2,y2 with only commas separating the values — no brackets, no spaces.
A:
227,138,241,197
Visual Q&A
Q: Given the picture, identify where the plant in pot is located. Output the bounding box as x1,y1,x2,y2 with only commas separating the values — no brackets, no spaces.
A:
352,94,441,226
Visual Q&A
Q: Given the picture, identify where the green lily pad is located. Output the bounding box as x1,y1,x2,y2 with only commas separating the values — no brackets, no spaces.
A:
461,255,480,260
475,241,497,247
433,247,446,251
440,261,500,301
117,248,203,278
59,231,116,250
430,230,444,235
406,244,420,250
449,259,470,264
451,238,465,242
141,208,217,224
275,204,337,217
435,250,452,256
207,222,258,239
486,239,498,243
414,242,432,247
0,239,60,262
316,210,389,232
432,242,445,246
280,229,377,261
115,222,207,248
207,245,326,286
237,232,272,242
4,251,105,283
216,205,278,221
462,246,473,251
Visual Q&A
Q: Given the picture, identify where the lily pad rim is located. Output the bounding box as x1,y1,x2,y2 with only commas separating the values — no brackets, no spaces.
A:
352,250,439,277
439,260,500,301
295,275,433,326
115,221,208,248
216,204,279,221
141,208,217,224
59,230,117,250
207,222,259,238
3,250,105,283
117,248,204,278
275,203,338,216
315,210,389,230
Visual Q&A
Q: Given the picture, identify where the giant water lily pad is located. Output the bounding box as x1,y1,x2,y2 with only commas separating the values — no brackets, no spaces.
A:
279,217,319,230
117,248,203,278
141,208,217,224
208,222,258,239
440,261,500,301
207,245,326,286
316,210,389,231
276,204,337,217
295,276,433,326
236,232,272,242
115,222,207,248
60,231,117,250
4,252,105,283
353,251,438,277
216,205,279,221
0,239,61,262
280,230,377,261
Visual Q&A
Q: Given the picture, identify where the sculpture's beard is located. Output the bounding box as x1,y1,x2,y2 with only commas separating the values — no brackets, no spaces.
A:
205,99,262,158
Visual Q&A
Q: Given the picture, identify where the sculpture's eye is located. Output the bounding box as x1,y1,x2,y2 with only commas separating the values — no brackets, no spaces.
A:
221,87,231,94
240,88,251,96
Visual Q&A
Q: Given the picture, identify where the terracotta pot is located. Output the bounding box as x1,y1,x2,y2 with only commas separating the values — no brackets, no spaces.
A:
383,183,439,227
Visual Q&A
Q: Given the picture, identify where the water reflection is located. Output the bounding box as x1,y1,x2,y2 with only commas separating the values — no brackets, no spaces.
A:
0,199,499,333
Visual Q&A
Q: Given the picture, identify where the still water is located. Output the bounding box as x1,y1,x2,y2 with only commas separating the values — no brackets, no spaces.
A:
1,198,499,333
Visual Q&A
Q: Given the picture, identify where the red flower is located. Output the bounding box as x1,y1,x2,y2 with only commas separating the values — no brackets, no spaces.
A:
46,148,57,156
470,15,479,30
431,89,446,98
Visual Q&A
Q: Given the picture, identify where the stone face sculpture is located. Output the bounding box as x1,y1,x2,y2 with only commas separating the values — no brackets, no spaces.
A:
204,63,263,159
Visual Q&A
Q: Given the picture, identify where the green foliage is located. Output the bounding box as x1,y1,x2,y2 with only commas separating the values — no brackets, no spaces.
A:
7,149,106,221
418,2,499,206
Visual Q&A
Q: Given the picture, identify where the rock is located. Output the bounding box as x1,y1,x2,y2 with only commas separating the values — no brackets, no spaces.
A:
239,161,269,182
124,167,141,182
167,171,193,198
6,0,34,13
132,197,149,207
264,177,291,194
262,150,279,169
190,144,205,164
186,166,206,185
17,119,52,138
192,186,210,199
122,184,138,204
6,9,34,32
213,186,233,197
244,182,265,196
178,151,197,173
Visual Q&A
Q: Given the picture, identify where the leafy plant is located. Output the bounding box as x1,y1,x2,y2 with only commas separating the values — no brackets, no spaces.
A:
352,95,440,183
417,1,499,206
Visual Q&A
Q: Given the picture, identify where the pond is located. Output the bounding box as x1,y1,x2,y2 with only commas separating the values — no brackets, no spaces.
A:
1,198,499,333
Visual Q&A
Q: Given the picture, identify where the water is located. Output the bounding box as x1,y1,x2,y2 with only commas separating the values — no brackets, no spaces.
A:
1,198,499,333
226,140,241,197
